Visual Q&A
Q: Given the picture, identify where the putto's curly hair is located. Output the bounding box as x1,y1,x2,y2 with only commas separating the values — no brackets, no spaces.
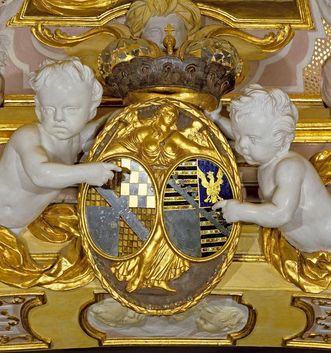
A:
126,0,201,38
29,57,103,107
230,84,299,147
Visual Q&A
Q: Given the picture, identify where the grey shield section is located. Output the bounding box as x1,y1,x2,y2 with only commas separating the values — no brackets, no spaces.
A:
96,187,149,241
86,206,120,256
164,209,201,257
86,187,150,258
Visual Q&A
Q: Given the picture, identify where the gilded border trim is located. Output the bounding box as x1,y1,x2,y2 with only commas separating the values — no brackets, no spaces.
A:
198,0,313,30
233,254,266,262
3,93,324,108
0,293,50,351
8,0,313,30
284,294,331,349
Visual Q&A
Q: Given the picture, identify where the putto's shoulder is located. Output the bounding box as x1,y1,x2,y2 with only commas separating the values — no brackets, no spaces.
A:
9,123,40,142
276,152,305,173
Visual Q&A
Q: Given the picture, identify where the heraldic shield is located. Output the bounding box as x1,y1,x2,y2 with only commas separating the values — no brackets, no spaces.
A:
78,98,242,315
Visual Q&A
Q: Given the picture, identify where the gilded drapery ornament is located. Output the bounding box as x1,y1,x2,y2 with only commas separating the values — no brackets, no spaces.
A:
0,204,94,290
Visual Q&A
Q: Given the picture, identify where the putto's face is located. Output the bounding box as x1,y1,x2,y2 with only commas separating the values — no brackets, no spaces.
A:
195,315,217,333
141,13,187,49
232,112,281,166
36,74,93,140
162,110,177,125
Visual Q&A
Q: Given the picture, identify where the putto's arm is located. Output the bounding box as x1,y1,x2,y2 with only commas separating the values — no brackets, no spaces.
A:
12,125,120,188
214,158,304,227
204,104,234,140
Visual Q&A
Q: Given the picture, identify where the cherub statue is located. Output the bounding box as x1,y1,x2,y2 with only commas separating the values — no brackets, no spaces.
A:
0,57,120,235
211,84,331,254
0,57,122,290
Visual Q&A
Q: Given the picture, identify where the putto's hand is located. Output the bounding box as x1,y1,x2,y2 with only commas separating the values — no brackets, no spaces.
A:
212,200,226,211
204,103,223,122
85,162,121,186
102,162,122,178
213,199,241,223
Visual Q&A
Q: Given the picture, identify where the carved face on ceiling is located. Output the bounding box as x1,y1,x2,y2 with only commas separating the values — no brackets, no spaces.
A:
321,57,331,107
318,0,331,24
141,13,188,49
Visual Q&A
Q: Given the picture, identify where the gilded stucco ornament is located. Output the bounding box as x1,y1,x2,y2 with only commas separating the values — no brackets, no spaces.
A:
79,98,242,314
211,84,331,293
8,0,310,85
75,0,239,315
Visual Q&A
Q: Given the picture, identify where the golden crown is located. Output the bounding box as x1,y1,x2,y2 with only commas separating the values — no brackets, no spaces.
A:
98,36,240,110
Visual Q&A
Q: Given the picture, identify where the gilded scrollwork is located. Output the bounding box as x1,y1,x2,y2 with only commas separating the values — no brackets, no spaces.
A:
0,294,50,349
9,0,313,29
285,296,331,349
31,23,130,48
185,24,294,60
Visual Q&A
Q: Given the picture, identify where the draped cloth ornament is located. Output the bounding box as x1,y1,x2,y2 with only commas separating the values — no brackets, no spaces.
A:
0,204,94,290
261,228,331,293
111,228,190,293
310,149,331,186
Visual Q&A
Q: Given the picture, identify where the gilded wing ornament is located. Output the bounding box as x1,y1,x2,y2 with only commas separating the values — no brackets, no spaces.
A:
197,166,209,189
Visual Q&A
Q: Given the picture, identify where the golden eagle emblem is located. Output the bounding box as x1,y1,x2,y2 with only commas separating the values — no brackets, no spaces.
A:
197,167,224,203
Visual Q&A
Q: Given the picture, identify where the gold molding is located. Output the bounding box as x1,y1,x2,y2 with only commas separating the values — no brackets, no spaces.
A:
295,121,331,143
8,0,313,30
222,93,324,106
8,1,130,27
198,0,313,30
3,94,123,107
0,293,50,351
3,93,324,107
233,254,266,263
79,292,256,346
